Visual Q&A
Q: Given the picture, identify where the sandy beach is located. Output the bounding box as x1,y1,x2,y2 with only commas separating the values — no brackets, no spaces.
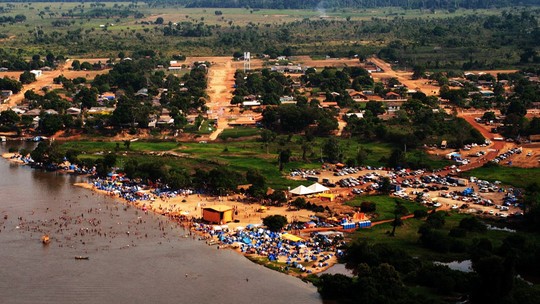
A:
73,181,343,276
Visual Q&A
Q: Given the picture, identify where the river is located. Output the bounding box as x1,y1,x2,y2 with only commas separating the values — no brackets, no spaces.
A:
0,142,321,304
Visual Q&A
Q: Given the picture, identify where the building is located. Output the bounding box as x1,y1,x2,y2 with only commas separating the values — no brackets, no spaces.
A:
348,91,368,102
202,205,233,224
168,61,182,71
384,92,401,100
30,70,42,78
271,65,304,74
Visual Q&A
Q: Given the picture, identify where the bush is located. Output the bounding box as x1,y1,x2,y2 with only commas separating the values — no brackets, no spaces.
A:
459,217,487,233
360,201,376,213
425,211,446,229
449,227,467,238
263,215,288,232
414,209,428,219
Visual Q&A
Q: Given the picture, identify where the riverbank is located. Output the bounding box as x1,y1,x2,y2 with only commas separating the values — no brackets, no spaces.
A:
74,180,342,276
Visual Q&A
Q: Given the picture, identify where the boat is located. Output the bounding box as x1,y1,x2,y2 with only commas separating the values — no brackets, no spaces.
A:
41,235,50,245
74,256,89,260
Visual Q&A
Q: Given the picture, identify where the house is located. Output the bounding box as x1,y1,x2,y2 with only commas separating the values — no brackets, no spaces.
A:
30,70,42,78
87,107,115,115
243,94,259,101
99,92,116,101
349,91,368,102
386,102,401,113
280,96,296,104
168,60,182,71
320,101,338,108
242,101,261,107
271,65,304,74
384,92,401,100
479,90,494,97
66,107,82,116
202,205,233,224
530,135,540,142
157,115,174,125
11,107,26,114
345,112,364,119
1,90,12,102
364,62,382,73
229,114,263,126
135,88,149,97
43,109,58,115
21,108,42,117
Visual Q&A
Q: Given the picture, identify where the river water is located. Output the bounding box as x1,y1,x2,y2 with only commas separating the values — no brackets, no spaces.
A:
0,142,321,304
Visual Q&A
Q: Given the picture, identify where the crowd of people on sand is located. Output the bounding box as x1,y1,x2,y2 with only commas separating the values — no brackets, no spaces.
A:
191,223,344,274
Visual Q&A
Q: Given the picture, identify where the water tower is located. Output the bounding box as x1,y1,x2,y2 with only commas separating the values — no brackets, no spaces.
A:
243,52,251,72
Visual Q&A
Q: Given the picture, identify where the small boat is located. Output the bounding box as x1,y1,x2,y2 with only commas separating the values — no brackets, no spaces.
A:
74,256,89,260
41,235,50,245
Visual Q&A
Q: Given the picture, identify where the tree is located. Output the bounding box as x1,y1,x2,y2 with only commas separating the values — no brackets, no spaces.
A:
388,149,406,168
412,65,426,80
19,71,36,84
71,60,81,70
260,129,276,154
262,214,288,232
74,87,98,109
278,149,291,171
390,200,408,236
30,141,63,165
482,111,496,122
246,169,267,198
155,17,164,24
323,137,341,163
39,114,64,135
355,146,370,165
0,109,20,127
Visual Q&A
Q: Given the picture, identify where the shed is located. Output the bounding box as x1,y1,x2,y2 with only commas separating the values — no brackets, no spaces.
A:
202,205,233,224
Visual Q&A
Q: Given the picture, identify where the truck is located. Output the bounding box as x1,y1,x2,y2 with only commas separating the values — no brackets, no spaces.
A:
493,137,504,141
306,176,319,182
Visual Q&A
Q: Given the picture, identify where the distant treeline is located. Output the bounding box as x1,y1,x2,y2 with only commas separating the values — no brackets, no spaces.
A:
1,0,540,9
183,0,540,9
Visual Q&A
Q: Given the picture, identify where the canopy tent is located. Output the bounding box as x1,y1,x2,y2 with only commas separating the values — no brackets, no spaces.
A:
281,233,303,242
307,182,329,193
290,185,312,196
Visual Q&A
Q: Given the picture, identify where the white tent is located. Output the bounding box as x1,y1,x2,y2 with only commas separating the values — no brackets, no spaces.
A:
290,185,313,196
307,182,329,193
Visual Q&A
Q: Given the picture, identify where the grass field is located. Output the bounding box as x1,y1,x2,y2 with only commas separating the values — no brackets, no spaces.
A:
58,137,451,189
463,165,540,188
218,127,261,140
345,195,427,221
353,212,521,261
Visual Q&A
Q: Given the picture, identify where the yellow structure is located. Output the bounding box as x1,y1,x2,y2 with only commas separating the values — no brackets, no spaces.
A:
202,205,233,224
318,193,335,201
281,233,303,242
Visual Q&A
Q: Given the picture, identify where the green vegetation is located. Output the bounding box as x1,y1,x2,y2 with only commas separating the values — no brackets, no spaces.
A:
463,164,540,188
0,4,538,71
218,127,261,140
345,195,427,221
312,210,540,303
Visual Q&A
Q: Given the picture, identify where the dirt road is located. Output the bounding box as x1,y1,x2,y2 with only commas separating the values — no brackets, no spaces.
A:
368,57,441,96
187,57,239,140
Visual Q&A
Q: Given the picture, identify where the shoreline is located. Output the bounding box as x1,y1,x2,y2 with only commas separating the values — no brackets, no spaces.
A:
73,180,341,277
